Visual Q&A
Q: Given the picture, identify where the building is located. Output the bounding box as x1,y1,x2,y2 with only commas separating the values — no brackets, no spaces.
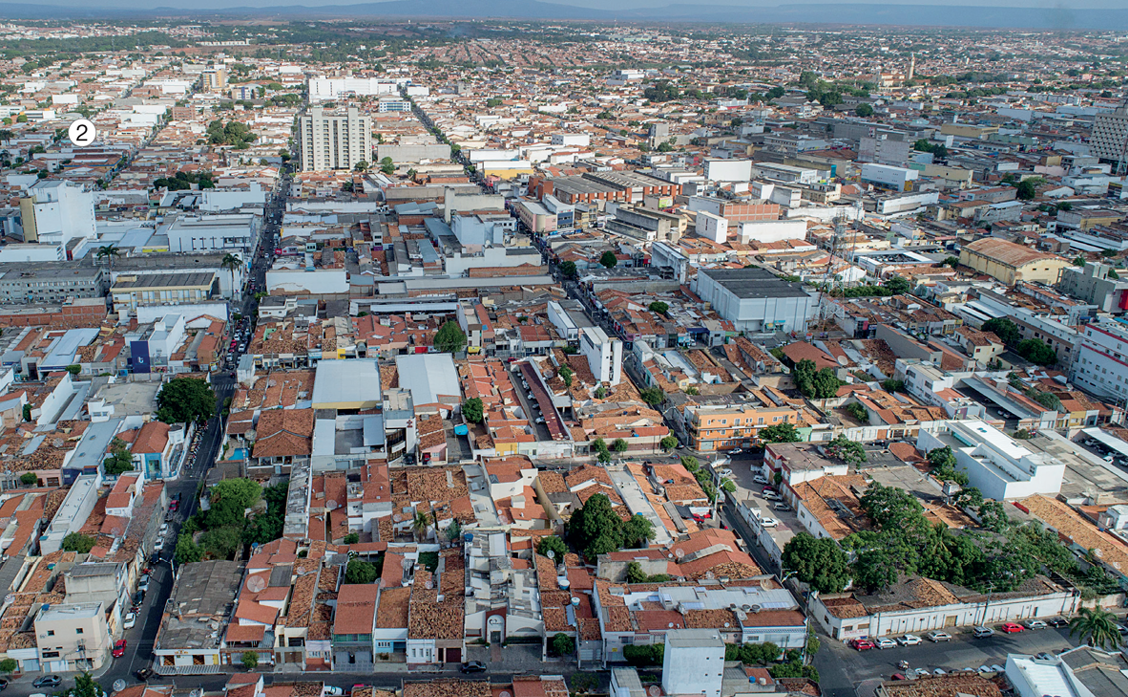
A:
1007,646,1128,697
693,267,818,334
917,420,1065,500
1071,318,1128,399
161,214,260,254
0,263,104,305
153,560,244,672
703,159,752,183
34,602,112,673
958,238,1070,286
662,629,725,697
201,66,227,91
297,106,373,172
111,273,216,314
1059,262,1128,313
1092,105,1128,174
19,181,96,246
308,76,397,102
685,403,800,453
860,163,919,191
580,325,622,387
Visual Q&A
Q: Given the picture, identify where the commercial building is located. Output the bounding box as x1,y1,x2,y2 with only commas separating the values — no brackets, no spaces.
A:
958,238,1070,286
111,273,216,313
1071,319,1128,399
311,359,382,411
580,325,622,387
0,263,104,305
860,163,919,191
1091,105,1128,174
34,602,112,673
703,159,752,183
153,560,244,673
662,629,725,697
684,402,800,453
696,211,728,243
693,267,818,334
19,181,96,246
917,420,1065,500
308,76,397,102
297,106,373,172
161,214,260,254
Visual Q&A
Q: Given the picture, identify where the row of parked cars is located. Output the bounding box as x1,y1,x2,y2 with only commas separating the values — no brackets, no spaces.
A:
850,618,1068,651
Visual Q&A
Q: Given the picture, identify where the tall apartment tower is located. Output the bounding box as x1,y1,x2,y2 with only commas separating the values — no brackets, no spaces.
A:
202,66,227,92
1092,105,1128,176
297,106,372,172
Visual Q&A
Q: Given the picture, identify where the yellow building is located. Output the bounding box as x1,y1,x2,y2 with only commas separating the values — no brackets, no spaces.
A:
685,403,800,452
940,123,999,139
958,238,1069,286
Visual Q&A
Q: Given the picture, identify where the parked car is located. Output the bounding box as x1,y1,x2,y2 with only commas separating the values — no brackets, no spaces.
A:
849,638,876,651
1000,622,1024,634
990,665,1005,673
159,523,169,536
33,676,62,688
753,475,770,485
113,639,127,658
0,677,8,690
461,661,487,673
324,689,344,696
876,637,897,649
978,666,992,674
972,626,995,638
933,669,947,676
1048,617,1068,628
913,668,929,677
139,574,150,592
729,448,743,455
927,631,952,642
774,503,792,512
759,517,778,528
1035,653,1053,660
169,500,178,512
123,612,136,630
1026,620,1048,630
899,634,923,646
762,492,782,502
891,674,908,681
719,469,734,478
134,669,155,682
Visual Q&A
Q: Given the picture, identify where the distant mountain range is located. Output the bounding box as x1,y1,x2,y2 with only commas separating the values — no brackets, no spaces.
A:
0,0,1123,30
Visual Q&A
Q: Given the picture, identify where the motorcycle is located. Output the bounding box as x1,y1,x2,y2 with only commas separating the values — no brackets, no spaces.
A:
897,661,909,670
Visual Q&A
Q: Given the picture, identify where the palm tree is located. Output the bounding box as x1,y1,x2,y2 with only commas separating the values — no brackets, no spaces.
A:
413,510,431,542
1069,607,1122,650
221,253,241,298
96,245,120,276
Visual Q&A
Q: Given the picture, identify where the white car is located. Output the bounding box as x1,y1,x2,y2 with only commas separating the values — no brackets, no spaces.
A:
1025,619,1048,630
753,475,770,485
876,637,897,649
719,469,734,479
759,517,778,528
762,492,782,502
927,631,952,642
123,612,136,630
729,448,743,455
324,689,344,697
899,634,923,646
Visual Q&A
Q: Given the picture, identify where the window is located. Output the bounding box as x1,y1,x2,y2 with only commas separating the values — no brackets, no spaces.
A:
76,628,84,635
41,651,59,658
46,630,54,637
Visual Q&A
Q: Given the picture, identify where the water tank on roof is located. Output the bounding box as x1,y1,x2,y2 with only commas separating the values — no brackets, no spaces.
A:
464,533,474,543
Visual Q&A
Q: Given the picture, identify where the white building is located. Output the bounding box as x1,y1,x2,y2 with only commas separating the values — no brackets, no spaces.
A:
19,181,95,246
161,214,260,253
696,210,729,244
1092,106,1128,174
861,163,919,191
917,420,1065,500
693,267,818,333
551,133,591,147
736,219,807,244
662,629,725,697
1070,319,1128,400
580,325,622,387
297,107,372,172
266,269,348,295
703,159,752,183
307,76,397,102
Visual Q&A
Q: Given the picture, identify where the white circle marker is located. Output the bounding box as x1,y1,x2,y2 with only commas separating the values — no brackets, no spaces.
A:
68,119,97,146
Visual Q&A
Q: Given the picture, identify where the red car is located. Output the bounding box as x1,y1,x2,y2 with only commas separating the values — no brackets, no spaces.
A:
850,638,876,650
169,500,178,512
112,639,127,658
1000,622,1024,634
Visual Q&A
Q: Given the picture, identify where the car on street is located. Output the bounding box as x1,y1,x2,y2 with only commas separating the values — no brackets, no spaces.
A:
876,637,897,649
759,517,778,528
849,638,876,650
1000,622,1024,633
33,676,61,688
123,612,136,630
753,475,770,485
461,661,487,673
169,499,178,512
1025,619,1048,630
139,574,150,592
774,503,792,512
978,666,992,673
899,635,923,646
972,626,995,638
324,689,344,696
913,668,929,677
0,677,9,690
1048,617,1068,628
762,491,782,502
729,449,742,455
1035,653,1053,660
927,631,952,642
113,639,127,658
719,469,734,478
933,669,946,676
891,674,908,681
990,665,1005,673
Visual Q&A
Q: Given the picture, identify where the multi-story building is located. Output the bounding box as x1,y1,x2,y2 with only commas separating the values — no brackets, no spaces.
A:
684,403,800,452
1091,105,1128,174
201,66,226,91
662,630,725,697
1071,318,1128,400
19,181,96,246
580,325,622,387
693,267,818,334
297,106,372,172
0,263,104,305
34,602,112,673
111,273,216,314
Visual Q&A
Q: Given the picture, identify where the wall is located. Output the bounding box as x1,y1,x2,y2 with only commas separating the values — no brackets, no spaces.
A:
266,269,349,295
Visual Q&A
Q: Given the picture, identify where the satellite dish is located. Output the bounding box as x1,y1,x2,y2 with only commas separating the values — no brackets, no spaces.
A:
547,550,556,560
111,527,122,537
327,500,339,511
247,575,267,593
190,689,203,697
113,680,126,692
675,548,685,559
649,687,662,696
425,579,433,589
393,514,403,523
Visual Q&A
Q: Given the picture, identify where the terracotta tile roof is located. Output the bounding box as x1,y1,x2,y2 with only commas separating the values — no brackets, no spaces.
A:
132,421,170,454
879,673,1001,697
333,584,379,635
253,409,315,459
375,586,411,629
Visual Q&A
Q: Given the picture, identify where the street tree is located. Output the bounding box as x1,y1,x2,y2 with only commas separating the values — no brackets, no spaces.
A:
759,422,801,443
1070,607,1122,650
982,317,1020,346
156,378,216,424
782,532,851,593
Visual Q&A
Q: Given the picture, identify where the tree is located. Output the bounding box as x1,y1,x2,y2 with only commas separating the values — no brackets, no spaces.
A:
96,245,121,275
433,321,467,354
759,422,801,443
343,532,359,544
623,644,664,666
0,659,15,674
1016,179,1037,200
854,103,874,117
782,532,851,593
486,97,504,108
156,378,216,424
354,159,369,172
550,633,575,656
62,532,96,553
20,472,37,486
345,559,379,584
175,534,203,564
639,386,665,406
824,434,866,466
648,301,669,315
241,651,259,670
1074,256,1087,267
212,478,262,511
537,535,569,560
881,379,904,393
560,260,577,278
413,511,431,541
103,437,134,476
1018,338,1057,366
200,526,242,559
594,386,607,399
611,438,629,453
885,276,911,295
74,673,105,697
221,253,241,296
379,157,395,175
622,514,655,547
660,435,678,452
1070,607,1122,650
982,317,1020,346
560,366,574,387
462,397,484,424
567,493,628,559
599,251,618,268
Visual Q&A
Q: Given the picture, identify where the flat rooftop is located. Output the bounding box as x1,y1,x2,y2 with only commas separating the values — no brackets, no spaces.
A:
112,272,216,290
702,267,811,300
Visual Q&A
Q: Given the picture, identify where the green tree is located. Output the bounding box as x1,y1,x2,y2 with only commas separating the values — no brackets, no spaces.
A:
599,251,618,268
156,378,216,424
0,658,15,674
175,534,203,565
212,478,262,511
982,317,1020,346
537,535,569,560
885,276,911,295
96,245,121,274
345,559,379,584
19,473,36,486
880,379,904,393
343,532,360,544
200,526,242,559
1016,179,1037,200
462,397,484,424
446,520,463,542
486,97,503,108
560,260,577,278
1070,607,1122,650
413,511,431,541
74,673,105,697
62,532,96,553
241,651,259,670
639,386,665,406
560,366,574,387
103,437,134,476
759,422,801,443
595,386,607,399
782,532,851,592
221,253,242,295
648,301,669,315
611,438,629,453
379,157,395,175
567,493,628,559
433,321,467,353
354,159,369,172
1074,256,1088,267
550,633,575,656
824,434,866,466
1018,338,1057,366
626,561,649,583
623,644,664,666
855,103,874,117
660,435,678,452
623,514,655,547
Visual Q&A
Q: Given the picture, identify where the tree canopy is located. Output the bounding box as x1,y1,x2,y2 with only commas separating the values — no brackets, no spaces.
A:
793,358,844,400
782,532,851,593
566,493,654,559
156,378,216,424
1018,338,1057,366
982,317,1020,346
433,321,467,354
824,434,866,466
462,397,484,424
599,251,618,268
759,422,801,443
